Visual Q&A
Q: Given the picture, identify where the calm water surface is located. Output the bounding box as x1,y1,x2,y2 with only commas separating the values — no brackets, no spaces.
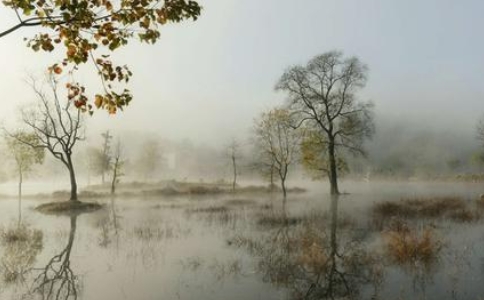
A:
0,181,483,300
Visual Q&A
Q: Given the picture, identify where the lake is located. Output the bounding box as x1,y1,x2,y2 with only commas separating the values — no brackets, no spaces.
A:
0,180,483,300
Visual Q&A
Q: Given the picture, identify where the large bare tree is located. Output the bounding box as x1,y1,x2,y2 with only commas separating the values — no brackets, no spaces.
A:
253,108,301,198
276,51,374,195
17,77,84,201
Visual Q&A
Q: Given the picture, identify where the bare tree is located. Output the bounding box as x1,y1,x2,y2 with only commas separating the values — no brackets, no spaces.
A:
227,139,240,192
253,108,301,198
100,130,113,184
276,51,374,195
15,76,84,201
110,139,124,195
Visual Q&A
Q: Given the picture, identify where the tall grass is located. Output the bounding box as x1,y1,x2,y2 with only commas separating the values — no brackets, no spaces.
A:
385,226,442,265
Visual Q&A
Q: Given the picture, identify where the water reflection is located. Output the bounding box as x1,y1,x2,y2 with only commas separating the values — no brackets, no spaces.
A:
32,215,79,300
232,196,384,300
1,225,43,283
304,196,383,300
97,198,121,249
0,187,482,300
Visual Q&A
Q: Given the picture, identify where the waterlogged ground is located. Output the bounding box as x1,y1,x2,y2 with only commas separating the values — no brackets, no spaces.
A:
0,181,483,300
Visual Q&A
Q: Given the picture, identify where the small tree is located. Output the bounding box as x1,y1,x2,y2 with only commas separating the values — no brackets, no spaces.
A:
276,51,374,195
110,139,124,195
227,139,240,192
5,132,44,224
253,108,301,198
15,77,84,201
100,131,113,184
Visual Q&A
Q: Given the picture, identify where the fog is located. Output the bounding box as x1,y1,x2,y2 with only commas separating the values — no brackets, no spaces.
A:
0,0,482,188
1,0,484,147
1,1,484,300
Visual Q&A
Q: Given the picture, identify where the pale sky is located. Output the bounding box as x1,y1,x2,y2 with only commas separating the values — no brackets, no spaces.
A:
0,0,483,145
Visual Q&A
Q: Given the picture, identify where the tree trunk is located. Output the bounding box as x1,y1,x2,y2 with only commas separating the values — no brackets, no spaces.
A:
111,159,118,195
111,173,116,194
281,177,287,198
328,136,340,195
279,164,288,199
67,156,78,201
270,163,275,192
282,195,287,220
327,195,339,296
18,169,22,226
232,154,237,192
329,195,338,253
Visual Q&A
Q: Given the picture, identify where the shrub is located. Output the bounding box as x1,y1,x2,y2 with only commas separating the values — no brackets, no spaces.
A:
385,227,442,265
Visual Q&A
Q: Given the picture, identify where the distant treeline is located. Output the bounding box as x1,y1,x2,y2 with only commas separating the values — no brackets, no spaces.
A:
0,117,482,185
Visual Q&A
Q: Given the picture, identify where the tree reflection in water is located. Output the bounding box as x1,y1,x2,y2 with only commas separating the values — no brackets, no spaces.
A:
1,225,43,283
31,215,79,300
234,196,384,300
97,197,121,249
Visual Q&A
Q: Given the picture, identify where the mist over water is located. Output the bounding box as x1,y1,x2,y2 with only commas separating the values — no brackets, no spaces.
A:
0,0,484,299
0,181,483,299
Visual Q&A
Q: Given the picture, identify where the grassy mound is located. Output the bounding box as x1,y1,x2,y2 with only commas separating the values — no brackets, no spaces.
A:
35,200,103,215
373,196,478,221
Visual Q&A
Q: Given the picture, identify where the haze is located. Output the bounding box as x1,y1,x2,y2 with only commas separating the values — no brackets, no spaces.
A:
0,0,483,146
2,2,484,300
